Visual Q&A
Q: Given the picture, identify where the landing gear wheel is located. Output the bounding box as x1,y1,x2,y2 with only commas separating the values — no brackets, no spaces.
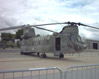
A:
37,53,40,56
40,53,46,58
20,51,24,55
59,53,64,58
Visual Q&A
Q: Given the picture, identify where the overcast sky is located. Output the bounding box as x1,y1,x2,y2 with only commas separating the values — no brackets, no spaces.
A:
0,0,99,40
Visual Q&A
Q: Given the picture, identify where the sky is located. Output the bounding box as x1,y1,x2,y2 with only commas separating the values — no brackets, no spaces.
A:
0,0,99,40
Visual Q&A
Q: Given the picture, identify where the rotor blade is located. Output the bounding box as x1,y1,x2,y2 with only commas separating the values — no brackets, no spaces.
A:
80,23,99,30
31,22,68,27
0,25,24,31
30,22,68,33
32,26,56,33
0,22,68,32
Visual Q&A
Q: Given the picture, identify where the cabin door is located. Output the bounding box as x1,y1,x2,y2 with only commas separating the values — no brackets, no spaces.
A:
55,38,61,51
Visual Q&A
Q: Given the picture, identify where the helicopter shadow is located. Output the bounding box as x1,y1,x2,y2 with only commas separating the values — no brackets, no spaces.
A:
40,56,85,63
24,54,84,63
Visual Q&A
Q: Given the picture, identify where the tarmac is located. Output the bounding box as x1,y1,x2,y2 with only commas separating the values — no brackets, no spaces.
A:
0,48,99,71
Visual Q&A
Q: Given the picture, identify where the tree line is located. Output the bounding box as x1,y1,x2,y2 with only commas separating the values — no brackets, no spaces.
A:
0,29,23,48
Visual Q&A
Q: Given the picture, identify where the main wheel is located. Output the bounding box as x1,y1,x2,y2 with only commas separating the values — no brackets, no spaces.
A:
20,51,24,55
40,53,46,58
59,53,64,58
37,53,40,56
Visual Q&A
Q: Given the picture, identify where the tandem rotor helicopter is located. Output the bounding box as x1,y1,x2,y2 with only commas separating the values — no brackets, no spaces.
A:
0,21,99,58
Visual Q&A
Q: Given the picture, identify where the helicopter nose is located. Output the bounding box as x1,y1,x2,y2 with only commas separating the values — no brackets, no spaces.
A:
82,44,87,49
78,44,87,52
74,43,87,52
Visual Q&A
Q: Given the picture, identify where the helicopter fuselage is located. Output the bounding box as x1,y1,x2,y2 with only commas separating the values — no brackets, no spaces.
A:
21,25,87,58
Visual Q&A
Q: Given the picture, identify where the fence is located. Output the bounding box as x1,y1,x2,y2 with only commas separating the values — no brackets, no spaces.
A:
0,67,62,79
64,64,99,79
0,64,99,79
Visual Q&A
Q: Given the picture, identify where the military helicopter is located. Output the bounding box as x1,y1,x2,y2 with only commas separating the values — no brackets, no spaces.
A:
0,22,99,58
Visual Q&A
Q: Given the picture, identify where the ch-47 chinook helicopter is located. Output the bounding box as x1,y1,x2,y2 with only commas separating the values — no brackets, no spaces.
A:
0,22,99,58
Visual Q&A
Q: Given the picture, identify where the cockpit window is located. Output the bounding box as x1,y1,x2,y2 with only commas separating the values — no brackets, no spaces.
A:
71,36,78,42
71,35,81,42
77,36,81,42
77,36,86,44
